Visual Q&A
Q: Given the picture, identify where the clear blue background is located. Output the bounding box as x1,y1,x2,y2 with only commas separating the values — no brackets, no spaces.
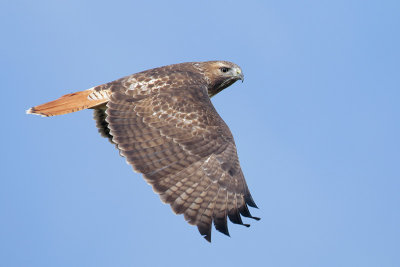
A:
1,1,399,266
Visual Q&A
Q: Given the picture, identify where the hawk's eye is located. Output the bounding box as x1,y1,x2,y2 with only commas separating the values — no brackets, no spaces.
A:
220,67,230,73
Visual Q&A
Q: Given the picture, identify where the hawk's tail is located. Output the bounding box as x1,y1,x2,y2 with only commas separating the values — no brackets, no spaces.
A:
26,88,109,117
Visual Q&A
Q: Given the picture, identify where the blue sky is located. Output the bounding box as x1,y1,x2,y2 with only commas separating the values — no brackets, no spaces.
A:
1,0,399,266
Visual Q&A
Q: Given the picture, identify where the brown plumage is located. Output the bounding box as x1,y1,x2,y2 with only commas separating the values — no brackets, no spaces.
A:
27,61,259,242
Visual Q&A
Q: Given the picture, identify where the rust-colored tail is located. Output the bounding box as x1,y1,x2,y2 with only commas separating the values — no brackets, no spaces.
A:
26,88,109,117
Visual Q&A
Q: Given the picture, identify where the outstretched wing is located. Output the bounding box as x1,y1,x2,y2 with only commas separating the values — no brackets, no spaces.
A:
104,74,258,242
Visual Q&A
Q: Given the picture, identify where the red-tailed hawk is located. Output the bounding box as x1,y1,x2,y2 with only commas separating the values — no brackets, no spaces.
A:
27,61,259,242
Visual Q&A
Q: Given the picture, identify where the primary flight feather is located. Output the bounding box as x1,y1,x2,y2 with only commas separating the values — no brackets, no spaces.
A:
27,61,259,242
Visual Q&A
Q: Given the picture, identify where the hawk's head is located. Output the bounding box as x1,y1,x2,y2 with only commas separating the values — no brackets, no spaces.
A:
196,61,244,97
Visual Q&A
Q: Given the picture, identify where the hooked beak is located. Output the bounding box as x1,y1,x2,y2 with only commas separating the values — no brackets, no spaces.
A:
235,68,244,82
238,72,244,82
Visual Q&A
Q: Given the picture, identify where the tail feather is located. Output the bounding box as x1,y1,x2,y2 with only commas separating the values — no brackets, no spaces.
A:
26,88,109,117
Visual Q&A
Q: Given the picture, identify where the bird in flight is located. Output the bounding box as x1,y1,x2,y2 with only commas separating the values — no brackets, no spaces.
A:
27,61,259,242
